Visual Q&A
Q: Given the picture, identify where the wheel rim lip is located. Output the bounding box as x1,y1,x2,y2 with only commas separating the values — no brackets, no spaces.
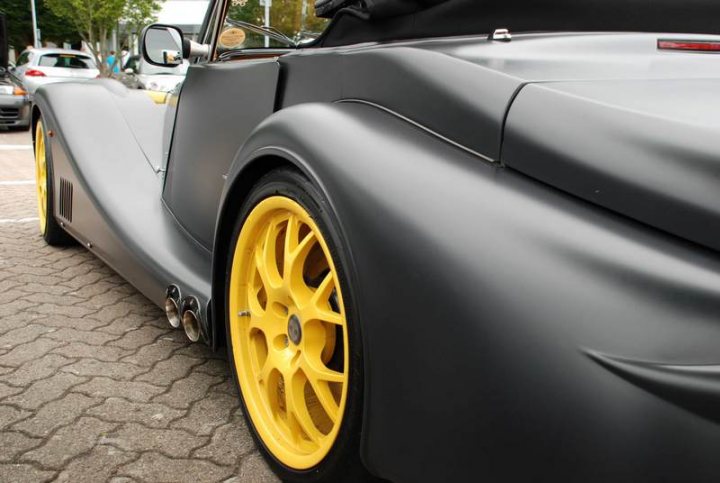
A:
34,120,47,233
229,196,350,470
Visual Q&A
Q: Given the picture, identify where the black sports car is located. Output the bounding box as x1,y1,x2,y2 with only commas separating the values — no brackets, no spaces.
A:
28,0,720,481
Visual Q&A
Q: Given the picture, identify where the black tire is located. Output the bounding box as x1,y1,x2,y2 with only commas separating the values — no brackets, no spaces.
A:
34,117,73,246
225,168,373,483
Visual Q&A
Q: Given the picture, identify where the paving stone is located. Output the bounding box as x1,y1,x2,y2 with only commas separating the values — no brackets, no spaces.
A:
22,292,87,307
121,339,183,367
193,421,255,466
13,393,101,437
0,311,49,335
0,381,23,400
108,326,169,349
136,354,204,384
67,280,123,299
238,452,280,483
54,445,137,483
97,313,157,336
171,392,238,437
195,358,230,377
153,372,224,409
60,359,147,380
175,343,226,360
118,452,234,483
15,282,71,296
0,289,31,304
29,303,96,318
0,338,64,367
21,417,117,468
90,302,144,324
78,290,135,310
2,354,72,386
5,373,86,410
209,377,239,398
0,463,55,483
103,423,207,457
0,432,42,462
0,405,32,430
0,324,57,350
86,398,185,428
72,377,165,403
43,327,119,346
51,342,131,362
37,314,108,331
0,147,274,481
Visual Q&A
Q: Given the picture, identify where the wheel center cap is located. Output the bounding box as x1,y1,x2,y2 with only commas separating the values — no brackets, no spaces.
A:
287,315,302,345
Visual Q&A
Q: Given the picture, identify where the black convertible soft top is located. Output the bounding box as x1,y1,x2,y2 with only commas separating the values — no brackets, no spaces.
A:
315,0,720,47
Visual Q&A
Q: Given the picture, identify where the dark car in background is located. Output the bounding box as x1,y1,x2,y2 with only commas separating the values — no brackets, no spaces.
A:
0,68,30,131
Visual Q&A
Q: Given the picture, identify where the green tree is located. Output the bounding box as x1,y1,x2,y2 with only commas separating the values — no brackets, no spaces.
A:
44,0,161,75
227,0,327,42
0,0,80,52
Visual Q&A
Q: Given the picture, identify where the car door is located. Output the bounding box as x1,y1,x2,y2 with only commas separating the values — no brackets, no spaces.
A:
162,0,288,250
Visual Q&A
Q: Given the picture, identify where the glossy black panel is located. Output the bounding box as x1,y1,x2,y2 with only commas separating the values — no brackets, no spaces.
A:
164,60,280,249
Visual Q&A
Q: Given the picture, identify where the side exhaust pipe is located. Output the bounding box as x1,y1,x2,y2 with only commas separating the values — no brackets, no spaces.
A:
181,296,202,343
164,285,181,328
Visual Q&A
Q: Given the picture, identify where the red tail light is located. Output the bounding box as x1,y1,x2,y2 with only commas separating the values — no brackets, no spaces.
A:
658,39,720,52
25,68,46,77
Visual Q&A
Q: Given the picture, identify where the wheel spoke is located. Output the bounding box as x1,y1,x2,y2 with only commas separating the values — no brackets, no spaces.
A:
302,364,340,423
303,354,345,384
254,218,284,296
305,273,344,325
285,370,323,444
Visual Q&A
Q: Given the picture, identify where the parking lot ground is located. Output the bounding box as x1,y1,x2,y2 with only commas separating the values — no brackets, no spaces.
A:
0,129,278,483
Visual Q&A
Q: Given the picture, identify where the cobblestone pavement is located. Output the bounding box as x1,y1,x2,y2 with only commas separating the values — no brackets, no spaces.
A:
0,130,278,482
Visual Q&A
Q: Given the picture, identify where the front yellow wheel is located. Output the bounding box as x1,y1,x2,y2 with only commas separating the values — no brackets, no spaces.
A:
34,119,48,233
33,116,71,246
229,195,349,470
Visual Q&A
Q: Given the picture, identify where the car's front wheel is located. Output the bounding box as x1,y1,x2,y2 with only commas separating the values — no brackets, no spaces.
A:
225,169,368,482
34,117,72,245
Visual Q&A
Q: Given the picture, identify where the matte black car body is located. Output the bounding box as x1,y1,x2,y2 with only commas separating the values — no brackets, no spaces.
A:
31,0,720,480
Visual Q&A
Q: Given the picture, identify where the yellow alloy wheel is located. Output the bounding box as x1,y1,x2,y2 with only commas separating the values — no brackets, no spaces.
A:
34,120,48,233
229,196,349,470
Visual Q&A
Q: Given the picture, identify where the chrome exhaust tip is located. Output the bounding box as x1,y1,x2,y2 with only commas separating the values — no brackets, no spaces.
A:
164,286,181,328
164,298,181,328
182,309,201,342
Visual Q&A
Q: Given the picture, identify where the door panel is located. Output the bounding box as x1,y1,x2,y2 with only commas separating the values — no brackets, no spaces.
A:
163,59,280,249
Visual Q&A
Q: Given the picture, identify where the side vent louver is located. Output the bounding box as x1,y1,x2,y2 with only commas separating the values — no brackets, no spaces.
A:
58,178,73,222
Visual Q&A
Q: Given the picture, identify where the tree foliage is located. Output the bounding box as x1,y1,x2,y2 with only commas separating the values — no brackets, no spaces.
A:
44,0,160,75
227,0,327,41
0,0,80,51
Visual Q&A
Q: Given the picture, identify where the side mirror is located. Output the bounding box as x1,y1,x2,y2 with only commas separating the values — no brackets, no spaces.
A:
141,24,184,67
124,67,134,74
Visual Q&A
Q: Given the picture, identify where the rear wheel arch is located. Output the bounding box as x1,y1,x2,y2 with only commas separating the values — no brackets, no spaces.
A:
211,154,303,350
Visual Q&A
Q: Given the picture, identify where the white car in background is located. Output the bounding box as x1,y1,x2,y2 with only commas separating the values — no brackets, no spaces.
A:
12,48,99,98
119,55,188,93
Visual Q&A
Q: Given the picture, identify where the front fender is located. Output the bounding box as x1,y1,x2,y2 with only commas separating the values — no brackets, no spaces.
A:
214,102,720,482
